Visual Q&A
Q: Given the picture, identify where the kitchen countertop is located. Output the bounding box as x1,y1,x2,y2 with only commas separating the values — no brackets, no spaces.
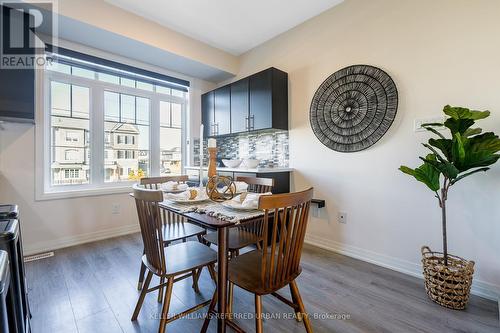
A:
184,166,293,173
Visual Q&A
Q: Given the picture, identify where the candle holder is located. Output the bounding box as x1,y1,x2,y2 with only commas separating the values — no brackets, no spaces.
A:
207,147,217,178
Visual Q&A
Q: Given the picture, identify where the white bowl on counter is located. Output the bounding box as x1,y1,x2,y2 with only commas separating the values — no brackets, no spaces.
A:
242,159,261,168
222,159,242,168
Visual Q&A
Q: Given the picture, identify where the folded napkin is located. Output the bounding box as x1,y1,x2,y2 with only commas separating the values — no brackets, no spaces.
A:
161,181,188,192
222,181,248,193
231,192,272,209
166,188,207,201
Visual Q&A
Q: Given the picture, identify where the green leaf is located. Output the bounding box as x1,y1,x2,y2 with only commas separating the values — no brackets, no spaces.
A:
452,133,466,166
420,156,459,179
451,167,490,184
468,132,500,153
457,132,500,171
444,118,474,135
443,105,490,120
399,154,441,192
422,124,446,139
463,127,482,137
399,166,416,177
428,138,452,160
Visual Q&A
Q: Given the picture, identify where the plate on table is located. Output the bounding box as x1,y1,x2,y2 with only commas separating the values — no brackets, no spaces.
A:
220,200,259,211
161,183,189,193
165,190,209,203
162,188,186,194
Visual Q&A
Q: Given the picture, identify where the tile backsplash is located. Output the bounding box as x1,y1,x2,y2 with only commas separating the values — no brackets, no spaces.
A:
193,130,289,168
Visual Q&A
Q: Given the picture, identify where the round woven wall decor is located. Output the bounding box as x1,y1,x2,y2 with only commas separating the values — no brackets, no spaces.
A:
309,65,398,152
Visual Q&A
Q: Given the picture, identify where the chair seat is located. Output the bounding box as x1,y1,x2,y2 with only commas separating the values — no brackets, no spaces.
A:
228,250,301,295
203,228,262,251
143,241,217,277
162,221,206,243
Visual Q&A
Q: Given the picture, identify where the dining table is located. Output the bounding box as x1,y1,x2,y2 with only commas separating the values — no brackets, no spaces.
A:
158,197,266,333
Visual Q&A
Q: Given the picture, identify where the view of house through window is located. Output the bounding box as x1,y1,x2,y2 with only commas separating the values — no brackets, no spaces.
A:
104,91,150,182
46,55,188,190
50,81,90,185
160,101,182,175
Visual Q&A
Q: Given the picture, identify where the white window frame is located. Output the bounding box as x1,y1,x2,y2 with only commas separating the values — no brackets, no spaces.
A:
35,65,189,200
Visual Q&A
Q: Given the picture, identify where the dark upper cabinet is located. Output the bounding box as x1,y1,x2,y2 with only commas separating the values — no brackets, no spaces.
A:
249,68,288,131
0,8,34,123
249,69,273,131
214,86,231,136
201,91,215,137
230,78,249,134
201,67,288,136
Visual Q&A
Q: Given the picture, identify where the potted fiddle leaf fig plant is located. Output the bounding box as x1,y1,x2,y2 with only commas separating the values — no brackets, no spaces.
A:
399,105,500,310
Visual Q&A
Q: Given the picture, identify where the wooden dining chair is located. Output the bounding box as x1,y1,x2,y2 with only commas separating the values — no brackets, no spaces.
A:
137,176,207,293
132,184,217,333
202,187,314,333
203,176,274,257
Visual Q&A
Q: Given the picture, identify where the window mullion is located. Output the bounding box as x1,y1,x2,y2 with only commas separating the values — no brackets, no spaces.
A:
91,85,105,185
150,96,160,177
181,101,188,173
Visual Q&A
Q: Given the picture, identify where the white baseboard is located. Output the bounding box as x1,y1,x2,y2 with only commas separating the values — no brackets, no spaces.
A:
304,234,500,302
23,224,140,256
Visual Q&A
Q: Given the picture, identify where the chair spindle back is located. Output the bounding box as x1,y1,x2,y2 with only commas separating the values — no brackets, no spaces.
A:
133,184,166,275
140,175,189,190
140,175,189,225
236,176,274,194
258,188,313,290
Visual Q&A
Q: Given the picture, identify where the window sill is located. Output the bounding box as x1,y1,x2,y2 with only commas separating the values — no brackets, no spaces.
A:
36,184,135,201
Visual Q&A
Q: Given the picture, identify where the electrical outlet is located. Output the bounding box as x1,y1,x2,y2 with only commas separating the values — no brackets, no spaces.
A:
111,203,120,214
338,212,347,224
414,116,446,132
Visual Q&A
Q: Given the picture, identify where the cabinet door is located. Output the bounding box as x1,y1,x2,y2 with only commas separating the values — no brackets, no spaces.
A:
230,78,249,134
214,86,231,136
201,91,215,137
249,69,273,131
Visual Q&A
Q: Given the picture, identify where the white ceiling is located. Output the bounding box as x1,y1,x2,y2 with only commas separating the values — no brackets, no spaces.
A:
104,0,344,55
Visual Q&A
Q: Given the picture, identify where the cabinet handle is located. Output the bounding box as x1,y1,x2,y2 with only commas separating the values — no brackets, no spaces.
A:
250,115,255,130
245,116,249,130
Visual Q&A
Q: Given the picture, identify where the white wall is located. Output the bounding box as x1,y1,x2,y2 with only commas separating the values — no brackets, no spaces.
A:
0,39,215,255
232,0,500,299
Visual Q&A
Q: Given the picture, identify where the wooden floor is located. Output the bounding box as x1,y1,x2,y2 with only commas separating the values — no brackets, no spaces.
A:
25,233,499,333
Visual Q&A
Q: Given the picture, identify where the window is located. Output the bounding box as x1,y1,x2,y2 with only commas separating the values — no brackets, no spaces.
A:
159,101,182,176
50,81,90,186
104,91,149,182
41,50,188,196
64,169,79,179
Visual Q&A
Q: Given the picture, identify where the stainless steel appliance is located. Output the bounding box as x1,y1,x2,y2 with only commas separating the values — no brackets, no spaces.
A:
0,205,30,333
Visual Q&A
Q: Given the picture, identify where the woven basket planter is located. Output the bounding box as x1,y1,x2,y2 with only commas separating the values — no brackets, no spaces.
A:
421,246,475,310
